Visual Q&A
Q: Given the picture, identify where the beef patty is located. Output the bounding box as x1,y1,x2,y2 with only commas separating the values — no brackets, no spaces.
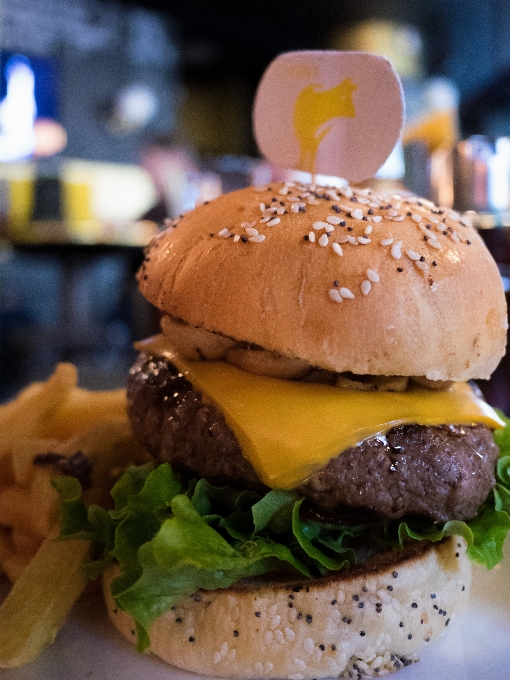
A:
127,354,500,523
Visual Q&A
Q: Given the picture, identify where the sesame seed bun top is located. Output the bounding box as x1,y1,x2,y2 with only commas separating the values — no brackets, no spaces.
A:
138,181,507,382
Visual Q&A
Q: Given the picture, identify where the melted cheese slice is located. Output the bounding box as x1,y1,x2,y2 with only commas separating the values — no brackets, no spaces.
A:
138,338,505,489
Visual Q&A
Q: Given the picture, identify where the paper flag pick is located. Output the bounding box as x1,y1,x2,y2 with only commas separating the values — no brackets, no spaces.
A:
253,51,404,183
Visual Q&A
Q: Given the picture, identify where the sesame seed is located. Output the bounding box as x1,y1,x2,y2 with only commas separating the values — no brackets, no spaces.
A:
249,234,265,243
366,268,379,282
340,287,355,299
392,215,405,221
233,234,240,242
428,239,442,249
380,237,393,246
329,289,343,303
291,204,300,213
259,216,271,224
415,260,429,271
326,215,343,225
364,224,373,235
313,221,330,230
267,217,280,226
351,208,364,220
304,638,314,654
391,241,402,259
245,227,259,236
405,249,420,261
284,627,295,641
412,214,422,223
259,202,266,211
218,228,229,237
308,231,316,243
387,209,398,217
361,280,372,296
372,215,382,223
308,198,319,205
332,242,343,256
358,236,371,244
279,186,289,195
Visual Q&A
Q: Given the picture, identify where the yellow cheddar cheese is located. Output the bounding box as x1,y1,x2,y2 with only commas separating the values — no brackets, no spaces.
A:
137,337,504,489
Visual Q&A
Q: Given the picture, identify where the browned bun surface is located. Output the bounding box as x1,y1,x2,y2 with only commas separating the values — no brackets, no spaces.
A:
138,182,507,381
103,536,471,679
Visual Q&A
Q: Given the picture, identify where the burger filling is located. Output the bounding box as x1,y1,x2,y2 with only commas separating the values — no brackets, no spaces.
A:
56,345,510,653
127,353,500,524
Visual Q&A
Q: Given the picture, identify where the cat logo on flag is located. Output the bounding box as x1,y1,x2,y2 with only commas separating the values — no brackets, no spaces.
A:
253,51,404,183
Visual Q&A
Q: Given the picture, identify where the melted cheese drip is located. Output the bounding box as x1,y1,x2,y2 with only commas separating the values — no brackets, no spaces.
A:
137,337,505,489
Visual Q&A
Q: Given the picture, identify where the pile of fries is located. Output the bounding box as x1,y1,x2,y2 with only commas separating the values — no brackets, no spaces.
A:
0,363,150,667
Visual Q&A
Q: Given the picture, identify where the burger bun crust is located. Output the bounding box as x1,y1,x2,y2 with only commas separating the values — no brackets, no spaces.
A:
103,536,471,679
138,183,507,382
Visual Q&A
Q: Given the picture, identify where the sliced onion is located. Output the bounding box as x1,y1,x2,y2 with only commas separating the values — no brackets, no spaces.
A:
412,376,453,390
160,315,235,361
335,374,409,392
225,346,311,380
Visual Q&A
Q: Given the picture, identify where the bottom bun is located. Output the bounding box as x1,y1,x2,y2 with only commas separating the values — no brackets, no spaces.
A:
103,536,471,679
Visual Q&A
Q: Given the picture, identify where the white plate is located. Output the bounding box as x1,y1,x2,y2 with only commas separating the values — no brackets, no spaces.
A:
1,553,509,680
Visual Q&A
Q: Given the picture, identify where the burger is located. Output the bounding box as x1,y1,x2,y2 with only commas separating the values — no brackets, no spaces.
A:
63,180,510,678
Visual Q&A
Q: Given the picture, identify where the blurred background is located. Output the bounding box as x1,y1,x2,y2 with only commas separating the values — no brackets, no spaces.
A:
2,0,510,408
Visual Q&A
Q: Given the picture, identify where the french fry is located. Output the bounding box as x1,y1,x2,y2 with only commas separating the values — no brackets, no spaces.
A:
27,468,59,537
0,528,90,667
0,528,13,566
36,386,128,441
0,364,78,458
11,529,41,558
11,438,62,487
0,489,40,536
2,553,33,584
